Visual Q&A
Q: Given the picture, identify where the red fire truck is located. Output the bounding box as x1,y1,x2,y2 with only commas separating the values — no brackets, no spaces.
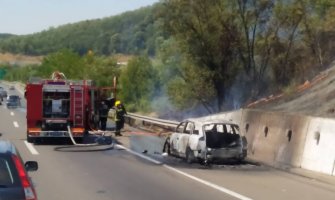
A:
25,72,115,143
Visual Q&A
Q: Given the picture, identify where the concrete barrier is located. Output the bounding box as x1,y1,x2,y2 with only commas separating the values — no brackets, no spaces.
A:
301,117,335,175
195,109,335,176
241,110,310,168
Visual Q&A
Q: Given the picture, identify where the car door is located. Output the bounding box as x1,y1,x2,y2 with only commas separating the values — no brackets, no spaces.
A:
170,122,186,154
188,122,201,151
177,121,193,155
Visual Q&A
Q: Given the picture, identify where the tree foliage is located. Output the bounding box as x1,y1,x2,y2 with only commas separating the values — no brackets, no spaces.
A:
4,49,119,87
0,5,164,56
161,0,335,112
4,1,335,115
119,56,158,112
161,0,241,111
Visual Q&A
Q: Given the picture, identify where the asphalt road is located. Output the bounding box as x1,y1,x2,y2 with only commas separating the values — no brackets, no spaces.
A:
0,83,335,200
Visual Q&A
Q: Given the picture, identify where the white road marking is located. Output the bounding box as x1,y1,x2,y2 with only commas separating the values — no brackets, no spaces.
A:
24,141,39,155
10,112,14,116
13,121,19,128
163,165,253,200
116,144,253,200
115,144,162,165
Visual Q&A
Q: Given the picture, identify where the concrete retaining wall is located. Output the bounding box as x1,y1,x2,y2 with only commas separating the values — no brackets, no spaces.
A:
301,117,335,175
244,111,310,168
197,109,335,176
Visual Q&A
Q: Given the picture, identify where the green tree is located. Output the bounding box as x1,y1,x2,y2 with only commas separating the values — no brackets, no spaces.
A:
119,56,158,112
36,49,86,79
161,0,335,111
3,49,120,88
3,65,38,82
88,56,119,87
155,38,216,113
0,5,163,56
162,0,251,110
167,64,216,113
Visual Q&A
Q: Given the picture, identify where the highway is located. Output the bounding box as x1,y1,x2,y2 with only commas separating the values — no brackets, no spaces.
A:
0,83,335,200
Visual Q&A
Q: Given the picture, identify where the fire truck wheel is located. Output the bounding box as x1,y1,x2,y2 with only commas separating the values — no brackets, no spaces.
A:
75,138,83,144
27,136,35,144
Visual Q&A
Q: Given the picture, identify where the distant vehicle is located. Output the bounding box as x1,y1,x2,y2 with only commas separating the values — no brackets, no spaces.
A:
164,119,247,164
0,140,38,200
9,85,15,90
0,87,7,98
6,95,21,108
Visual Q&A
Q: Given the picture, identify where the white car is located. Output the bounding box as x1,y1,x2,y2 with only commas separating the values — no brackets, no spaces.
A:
164,119,247,164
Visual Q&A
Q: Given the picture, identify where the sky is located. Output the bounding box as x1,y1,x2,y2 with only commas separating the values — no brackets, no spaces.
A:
0,0,159,35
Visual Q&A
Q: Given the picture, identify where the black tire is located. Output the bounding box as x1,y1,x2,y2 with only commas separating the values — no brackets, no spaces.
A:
27,136,35,144
236,157,245,164
185,148,195,164
163,138,171,155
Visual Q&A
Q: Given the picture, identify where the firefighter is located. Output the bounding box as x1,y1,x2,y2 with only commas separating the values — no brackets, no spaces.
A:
99,101,109,131
114,101,127,136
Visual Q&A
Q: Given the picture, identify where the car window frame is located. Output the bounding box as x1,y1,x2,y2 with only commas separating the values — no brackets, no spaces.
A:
176,122,187,134
0,154,21,188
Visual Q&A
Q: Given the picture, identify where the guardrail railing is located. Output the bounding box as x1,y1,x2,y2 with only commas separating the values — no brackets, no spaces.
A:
125,113,179,131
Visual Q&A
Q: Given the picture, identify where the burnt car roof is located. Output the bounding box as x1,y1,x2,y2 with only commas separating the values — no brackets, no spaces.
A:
184,118,238,126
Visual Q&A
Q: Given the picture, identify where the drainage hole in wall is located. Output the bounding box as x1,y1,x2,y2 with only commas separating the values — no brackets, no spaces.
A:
287,130,292,142
245,123,249,133
314,131,320,145
264,126,269,137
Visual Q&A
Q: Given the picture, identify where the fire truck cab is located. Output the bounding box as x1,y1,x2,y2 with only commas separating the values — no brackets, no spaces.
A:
25,72,111,143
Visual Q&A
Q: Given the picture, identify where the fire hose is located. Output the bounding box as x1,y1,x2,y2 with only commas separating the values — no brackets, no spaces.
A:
67,125,114,146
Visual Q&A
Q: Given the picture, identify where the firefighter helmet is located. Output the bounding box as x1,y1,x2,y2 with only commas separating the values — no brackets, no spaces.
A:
115,100,121,106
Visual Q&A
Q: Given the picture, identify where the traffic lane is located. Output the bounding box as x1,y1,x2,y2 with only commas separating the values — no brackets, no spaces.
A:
0,100,42,198
27,144,239,200
0,101,37,163
0,104,26,141
165,162,335,200
8,86,26,109
123,134,335,200
6,98,335,200
0,88,251,200
1,109,242,199
0,82,26,109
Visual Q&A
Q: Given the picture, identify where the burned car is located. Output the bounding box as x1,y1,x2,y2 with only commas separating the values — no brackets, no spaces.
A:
164,119,247,164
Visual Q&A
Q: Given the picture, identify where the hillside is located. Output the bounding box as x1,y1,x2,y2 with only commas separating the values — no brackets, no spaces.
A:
0,4,164,56
249,62,335,118
0,33,15,39
0,53,42,66
2,1,335,116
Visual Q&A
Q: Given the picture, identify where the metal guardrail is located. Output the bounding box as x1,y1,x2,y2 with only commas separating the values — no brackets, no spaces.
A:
125,113,179,130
